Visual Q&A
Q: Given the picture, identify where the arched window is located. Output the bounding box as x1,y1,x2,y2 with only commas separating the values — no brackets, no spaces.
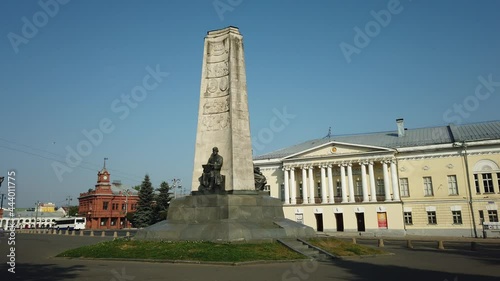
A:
473,159,500,194
473,159,500,172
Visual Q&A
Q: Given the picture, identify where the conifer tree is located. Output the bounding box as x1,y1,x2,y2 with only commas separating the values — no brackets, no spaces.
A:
133,174,155,227
154,181,173,223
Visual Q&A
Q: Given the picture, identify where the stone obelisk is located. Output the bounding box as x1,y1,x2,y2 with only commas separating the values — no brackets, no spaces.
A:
135,27,315,242
191,26,255,192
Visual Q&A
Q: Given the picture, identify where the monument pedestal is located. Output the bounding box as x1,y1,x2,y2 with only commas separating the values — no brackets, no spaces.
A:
134,194,315,242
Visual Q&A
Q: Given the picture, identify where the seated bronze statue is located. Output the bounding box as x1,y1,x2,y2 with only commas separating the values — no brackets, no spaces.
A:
198,147,225,193
254,166,267,191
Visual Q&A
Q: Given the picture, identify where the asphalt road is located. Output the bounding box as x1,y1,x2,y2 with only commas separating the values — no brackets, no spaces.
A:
15,229,138,237
0,233,499,281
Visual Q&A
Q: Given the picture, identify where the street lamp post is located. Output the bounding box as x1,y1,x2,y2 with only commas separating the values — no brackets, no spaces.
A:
124,189,129,229
171,179,182,198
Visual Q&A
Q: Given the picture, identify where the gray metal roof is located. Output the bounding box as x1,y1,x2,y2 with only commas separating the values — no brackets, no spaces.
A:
450,122,500,142
111,184,138,196
254,120,500,160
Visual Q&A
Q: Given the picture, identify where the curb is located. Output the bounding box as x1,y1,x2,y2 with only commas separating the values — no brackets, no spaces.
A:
52,256,311,266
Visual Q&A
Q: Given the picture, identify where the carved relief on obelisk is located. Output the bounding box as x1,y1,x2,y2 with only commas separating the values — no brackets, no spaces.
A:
192,27,255,192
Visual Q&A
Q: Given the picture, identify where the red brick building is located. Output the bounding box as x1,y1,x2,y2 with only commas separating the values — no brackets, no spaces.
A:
78,164,139,229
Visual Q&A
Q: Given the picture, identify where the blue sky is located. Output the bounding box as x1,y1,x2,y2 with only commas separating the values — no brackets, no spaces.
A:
1,0,499,208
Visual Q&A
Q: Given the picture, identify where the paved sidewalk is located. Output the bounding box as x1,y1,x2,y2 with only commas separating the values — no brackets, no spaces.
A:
322,231,500,242
0,233,499,281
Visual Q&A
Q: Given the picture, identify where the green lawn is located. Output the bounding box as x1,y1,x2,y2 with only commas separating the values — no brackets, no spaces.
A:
56,239,306,262
307,237,388,256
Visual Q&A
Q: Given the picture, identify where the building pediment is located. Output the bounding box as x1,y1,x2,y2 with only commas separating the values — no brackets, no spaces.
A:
283,141,393,160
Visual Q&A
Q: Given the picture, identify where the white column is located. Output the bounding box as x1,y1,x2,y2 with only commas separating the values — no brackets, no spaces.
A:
301,167,308,204
327,165,335,203
369,162,377,202
360,162,369,202
320,165,327,203
290,167,297,204
308,167,315,204
340,164,348,203
382,161,392,201
347,164,355,203
283,168,290,205
391,161,400,201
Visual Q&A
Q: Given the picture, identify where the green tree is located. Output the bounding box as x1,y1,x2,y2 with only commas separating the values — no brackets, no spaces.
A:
153,181,173,223
68,205,79,217
133,174,155,228
126,212,136,226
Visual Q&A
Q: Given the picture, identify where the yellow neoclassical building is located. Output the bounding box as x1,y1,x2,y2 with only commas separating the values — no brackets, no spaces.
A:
254,119,500,238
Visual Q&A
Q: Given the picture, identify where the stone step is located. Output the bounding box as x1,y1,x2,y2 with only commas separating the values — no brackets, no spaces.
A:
301,249,320,256
278,238,333,261
313,253,331,261
286,241,310,249
298,239,336,261
288,245,310,251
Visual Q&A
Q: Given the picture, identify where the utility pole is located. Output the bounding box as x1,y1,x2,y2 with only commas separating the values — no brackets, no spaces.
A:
0,194,5,209
0,176,4,210
34,201,40,230
65,196,73,217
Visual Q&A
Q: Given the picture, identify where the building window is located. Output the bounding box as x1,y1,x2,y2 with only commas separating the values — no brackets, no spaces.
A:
112,203,118,210
103,202,109,210
423,177,433,196
400,178,410,197
317,182,322,198
111,218,117,226
100,218,108,226
482,173,494,193
336,181,342,197
427,211,437,224
497,173,500,192
488,210,499,222
264,185,270,192
404,212,413,225
376,179,385,196
280,184,285,202
474,174,480,193
355,180,363,196
452,211,462,224
299,183,303,199
448,175,458,195
122,204,126,210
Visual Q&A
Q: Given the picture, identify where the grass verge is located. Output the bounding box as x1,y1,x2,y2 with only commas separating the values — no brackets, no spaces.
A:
56,239,305,262
307,237,388,256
